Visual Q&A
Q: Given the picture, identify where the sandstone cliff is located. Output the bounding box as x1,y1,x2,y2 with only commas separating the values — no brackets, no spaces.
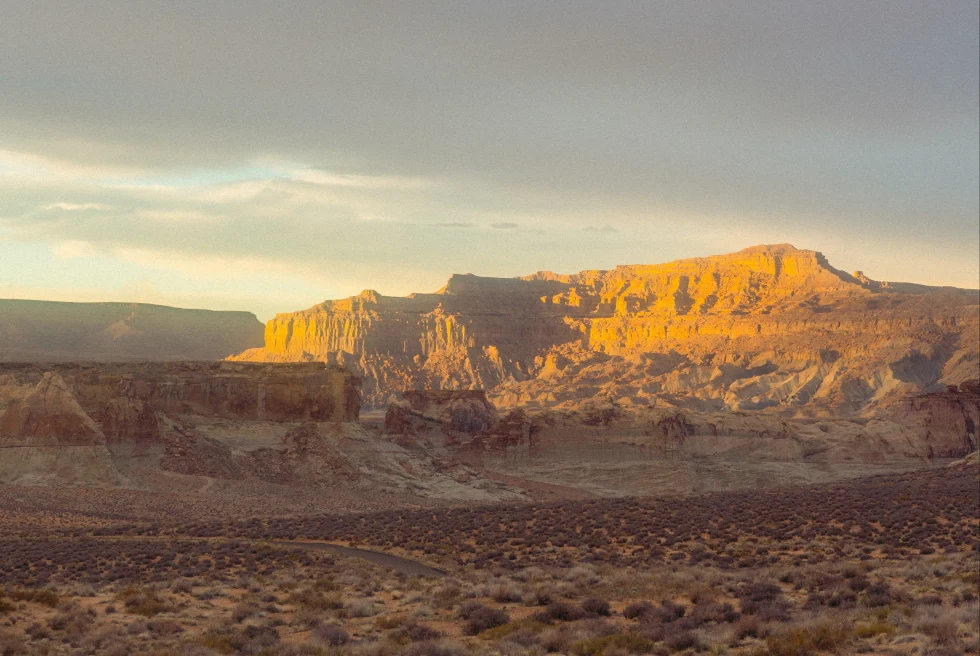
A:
0,299,264,361
232,245,980,413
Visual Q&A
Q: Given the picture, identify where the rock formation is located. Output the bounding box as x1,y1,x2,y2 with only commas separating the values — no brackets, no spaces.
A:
0,299,264,362
0,372,120,486
0,372,105,447
231,245,980,415
892,381,979,457
0,363,522,501
0,361,361,424
0,362,362,486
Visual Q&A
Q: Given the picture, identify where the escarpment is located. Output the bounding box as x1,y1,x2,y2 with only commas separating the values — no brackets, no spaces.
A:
0,300,265,362
232,245,980,413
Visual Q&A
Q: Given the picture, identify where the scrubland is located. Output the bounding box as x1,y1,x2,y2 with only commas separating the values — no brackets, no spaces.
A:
0,466,977,656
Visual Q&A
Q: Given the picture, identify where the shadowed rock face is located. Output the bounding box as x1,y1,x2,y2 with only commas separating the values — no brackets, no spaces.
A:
0,299,264,362
231,244,980,412
894,382,980,457
384,389,498,446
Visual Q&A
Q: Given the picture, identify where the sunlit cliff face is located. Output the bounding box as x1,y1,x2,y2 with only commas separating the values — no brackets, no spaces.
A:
231,245,980,411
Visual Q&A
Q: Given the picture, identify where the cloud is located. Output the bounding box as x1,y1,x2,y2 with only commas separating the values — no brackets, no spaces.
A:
43,202,112,211
0,2,976,307
289,168,433,190
428,222,474,229
53,240,98,258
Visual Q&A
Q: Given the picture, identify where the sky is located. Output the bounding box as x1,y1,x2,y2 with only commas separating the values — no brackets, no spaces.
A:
1,1,977,321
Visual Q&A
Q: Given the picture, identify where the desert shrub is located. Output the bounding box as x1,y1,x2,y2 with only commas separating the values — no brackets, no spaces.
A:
197,632,235,654
689,600,739,625
313,622,351,646
581,597,611,616
524,584,557,606
232,602,259,623
171,579,194,594
148,619,185,635
862,581,894,607
0,630,26,656
404,623,444,642
570,632,656,656
401,640,469,656
233,625,281,654
853,621,896,638
650,600,686,624
763,622,851,656
546,600,588,622
540,625,582,654
624,600,654,620
491,582,524,603
49,604,95,642
463,606,510,635
117,587,171,617
477,618,547,642
24,623,50,640
456,600,488,620
918,618,958,645
288,588,343,611
0,599,14,614
663,628,701,652
8,588,59,608
374,614,409,630
730,615,761,642
345,597,381,617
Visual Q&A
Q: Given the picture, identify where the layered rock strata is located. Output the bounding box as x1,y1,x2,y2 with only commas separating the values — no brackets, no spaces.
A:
0,362,362,487
0,361,361,424
233,245,980,413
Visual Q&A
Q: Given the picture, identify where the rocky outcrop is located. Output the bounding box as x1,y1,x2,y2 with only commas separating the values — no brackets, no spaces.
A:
0,361,361,424
0,373,120,486
101,398,161,445
232,245,979,413
384,390,497,445
892,380,980,457
0,373,104,447
0,362,362,487
0,299,264,361
0,364,521,501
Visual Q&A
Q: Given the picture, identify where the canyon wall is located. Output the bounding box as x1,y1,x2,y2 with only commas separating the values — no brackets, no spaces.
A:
232,245,980,413
0,300,265,362
0,361,361,424
0,362,362,487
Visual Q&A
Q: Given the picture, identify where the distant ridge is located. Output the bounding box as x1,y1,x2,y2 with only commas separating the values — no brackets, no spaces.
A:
0,299,265,362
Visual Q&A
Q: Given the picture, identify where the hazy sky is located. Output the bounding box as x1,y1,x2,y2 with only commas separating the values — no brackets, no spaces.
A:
1,1,977,320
